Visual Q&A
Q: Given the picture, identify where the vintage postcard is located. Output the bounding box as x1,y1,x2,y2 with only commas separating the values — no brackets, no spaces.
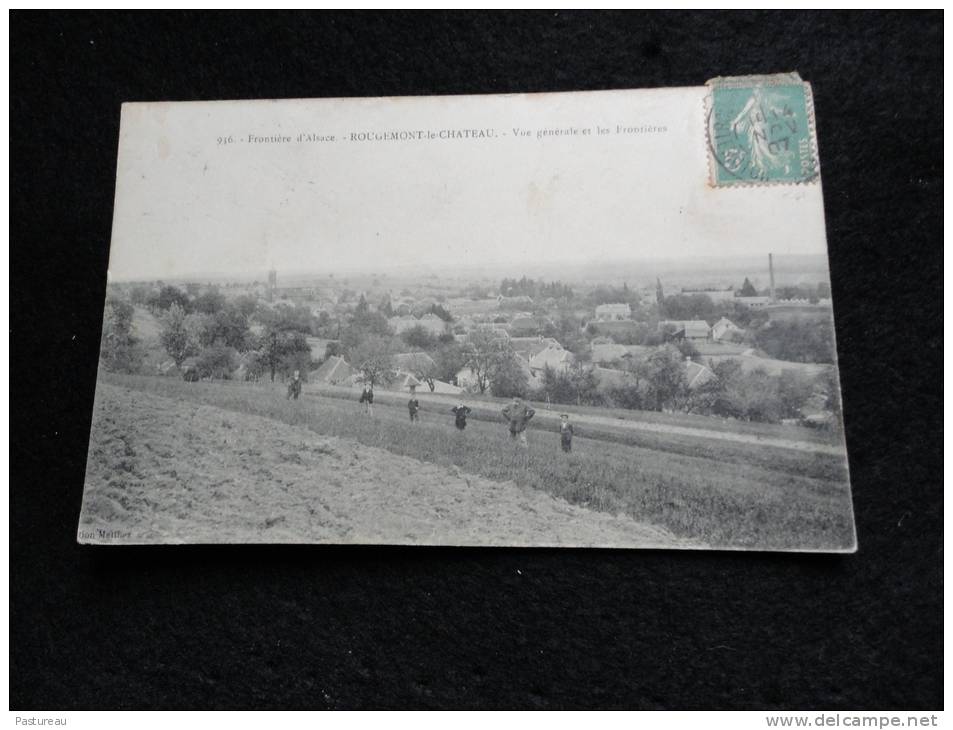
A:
79,75,856,551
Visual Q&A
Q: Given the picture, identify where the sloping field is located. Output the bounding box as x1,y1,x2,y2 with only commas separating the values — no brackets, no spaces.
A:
91,374,856,550
79,382,688,547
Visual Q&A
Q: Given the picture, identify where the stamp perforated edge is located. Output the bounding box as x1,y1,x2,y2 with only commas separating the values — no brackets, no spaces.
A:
704,72,821,188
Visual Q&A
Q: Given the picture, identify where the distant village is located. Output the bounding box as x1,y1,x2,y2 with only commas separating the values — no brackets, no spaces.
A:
102,254,840,427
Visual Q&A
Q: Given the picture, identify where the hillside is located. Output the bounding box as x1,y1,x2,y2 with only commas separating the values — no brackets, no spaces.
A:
79,382,688,547
90,374,856,550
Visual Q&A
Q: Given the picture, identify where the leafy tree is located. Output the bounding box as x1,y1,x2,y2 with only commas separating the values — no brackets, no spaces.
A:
129,285,152,306
722,367,780,422
608,321,653,346
253,305,314,382
433,342,467,385
819,368,842,426
278,349,313,381
260,330,311,382
232,294,259,318
567,363,600,405
151,285,191,312
193,345,239,379
739,277,758,297
606,372,648,411
100,296,142,373
401,325,438,350
203,303,251,351
313,311,338,339
192,288,227,315
642,344,688,411
661,294,716,322
462,326,506,394
676,338,700,361
702,360,782,422
753,317,835,363
184,312,212,348
350,335,399,386
489,347,529,398
587,285,633,307
778,370,816,419
242,351,266,381
429,303,454,323
159,302,195,367
325,341,345,360
340,306,390,351
547,311,588,354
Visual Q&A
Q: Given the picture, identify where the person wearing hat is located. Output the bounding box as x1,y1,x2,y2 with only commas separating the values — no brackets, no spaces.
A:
559,413,574,453
451,403,472,431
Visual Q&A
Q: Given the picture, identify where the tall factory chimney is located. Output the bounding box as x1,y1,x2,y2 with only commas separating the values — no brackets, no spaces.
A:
768,254,776,302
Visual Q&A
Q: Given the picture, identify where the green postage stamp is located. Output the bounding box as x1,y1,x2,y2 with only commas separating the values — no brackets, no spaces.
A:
706,72,819,187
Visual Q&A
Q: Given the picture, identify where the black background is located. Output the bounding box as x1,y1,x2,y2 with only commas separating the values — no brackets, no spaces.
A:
10,11,943,709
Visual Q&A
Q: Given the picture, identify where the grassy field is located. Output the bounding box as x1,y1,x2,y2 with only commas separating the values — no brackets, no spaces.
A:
99,373,855,550
81,383,682,546
311,382,841,445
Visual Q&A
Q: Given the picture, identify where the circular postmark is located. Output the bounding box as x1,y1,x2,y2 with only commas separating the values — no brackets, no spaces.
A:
706,85,819,187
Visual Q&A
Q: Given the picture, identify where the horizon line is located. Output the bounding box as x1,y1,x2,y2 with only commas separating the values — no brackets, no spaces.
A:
107,252,831,284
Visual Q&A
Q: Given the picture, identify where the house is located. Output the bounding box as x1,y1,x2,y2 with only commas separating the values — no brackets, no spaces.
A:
589,319,645,339
445,297,499,317
590,343,629,364
388,314,447,337
427,379,464,395
455,367,485,392
388,371,423,391
704,354,831,379
528,342,573,375
508,316,543,336
685,360,716,390
497,294,534,309
418,313,449,336
456,354,539,393
711,317,744,342
658,320,711,341
735,296,772,309
393,352,437,375
388,315,418,334
509,336,561,360
595,303,632,321
311,355,354,385
695,341,750,357
592,366,634,393
589,344,652,365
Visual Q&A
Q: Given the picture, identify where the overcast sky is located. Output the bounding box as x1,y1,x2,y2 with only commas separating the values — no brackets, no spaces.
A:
108,91,830,281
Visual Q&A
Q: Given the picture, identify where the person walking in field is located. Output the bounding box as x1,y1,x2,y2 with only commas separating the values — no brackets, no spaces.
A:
408,385,420,423
559,413,574,453
451,403,471,431
359,384,374,416
286,369,302,400
501,396,535,449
